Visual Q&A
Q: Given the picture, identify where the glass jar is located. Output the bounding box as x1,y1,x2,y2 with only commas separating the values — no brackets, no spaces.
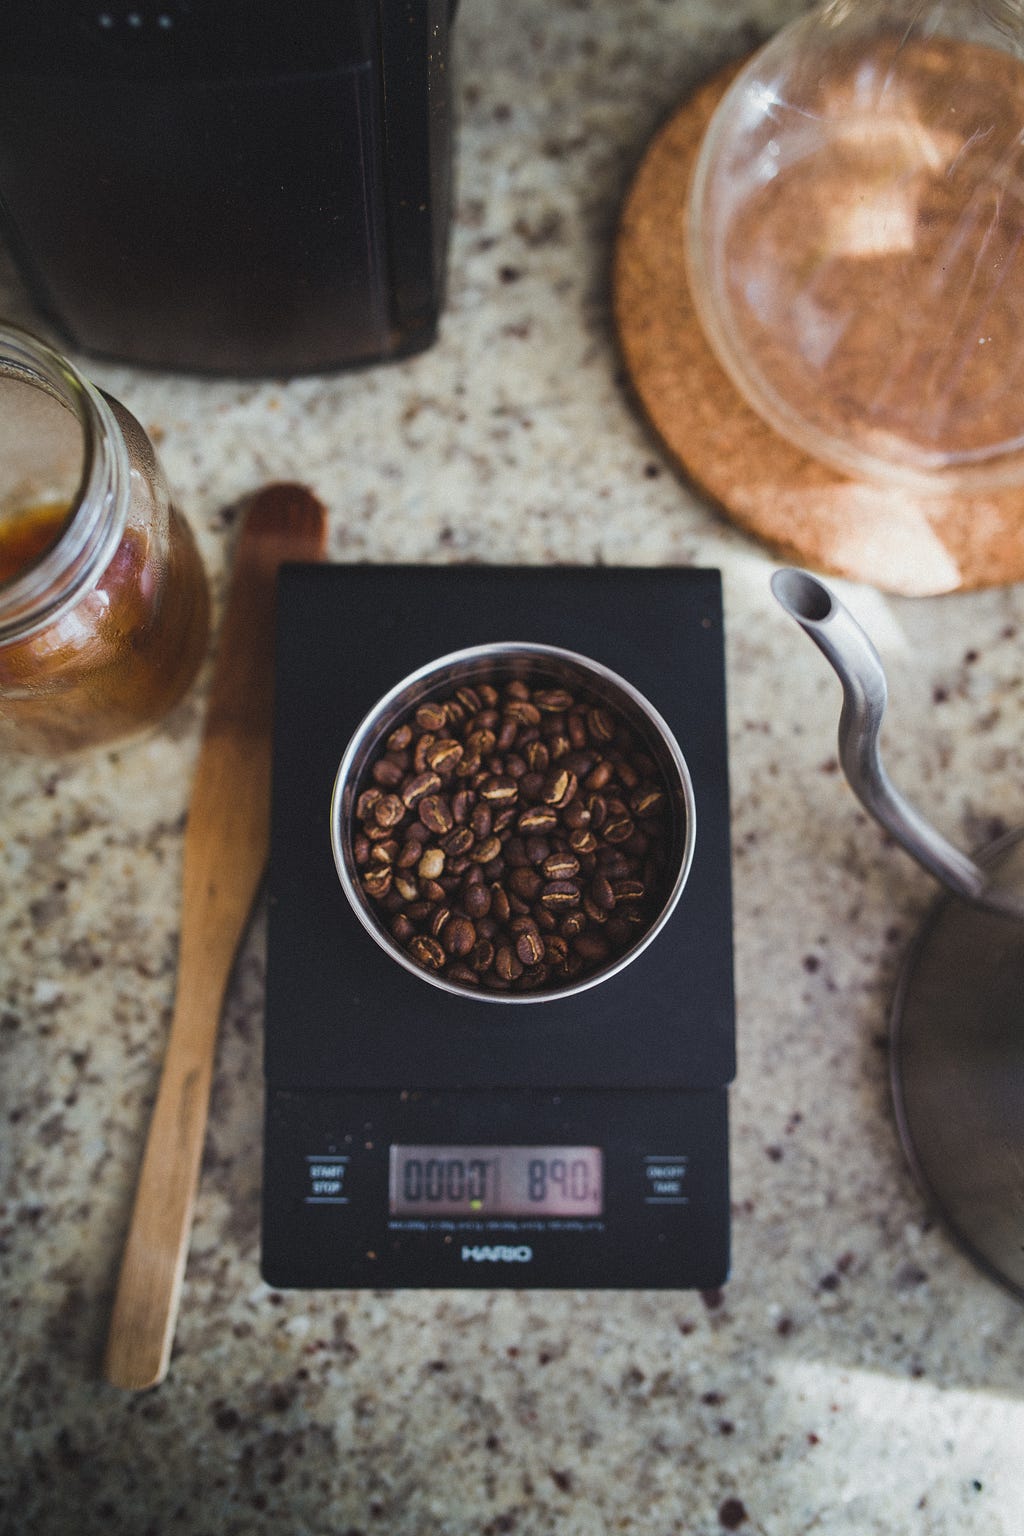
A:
0,323,209,755
686,0,1024,491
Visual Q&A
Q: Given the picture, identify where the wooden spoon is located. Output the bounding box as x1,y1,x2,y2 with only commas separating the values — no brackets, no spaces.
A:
104,483,327,1390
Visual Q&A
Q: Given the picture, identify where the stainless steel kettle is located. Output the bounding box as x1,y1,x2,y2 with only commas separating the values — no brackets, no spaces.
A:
773,567,1024,1300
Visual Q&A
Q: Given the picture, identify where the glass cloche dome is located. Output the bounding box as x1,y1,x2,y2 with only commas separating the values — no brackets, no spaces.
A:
686,0,1024,491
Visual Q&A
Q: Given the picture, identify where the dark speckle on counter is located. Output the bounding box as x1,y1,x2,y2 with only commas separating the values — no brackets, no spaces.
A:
3,0,1024,1533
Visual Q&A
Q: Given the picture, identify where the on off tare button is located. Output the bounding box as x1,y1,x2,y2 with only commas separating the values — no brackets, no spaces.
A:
643,1155,689,1205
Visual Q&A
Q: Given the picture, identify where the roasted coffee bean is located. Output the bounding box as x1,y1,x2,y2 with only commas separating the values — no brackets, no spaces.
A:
585,760,614,791
534,687,574,711
419,795,454,834
569,828,598,855
447,963,480,986
365,821,395,843
357,786,383,819
561,909,587,938
631,787,664,816
452,788,475,823
587,706,616,742
496,718,518,752
541,768,577,807
509,867,543,903
480,773,518,804
408,934,446,969
470,803,493,840
470,938,495,972
441,825,473,856
518,805,558,834
428,905,452,938
464,882,492,919
562,798,591,830
495,944,524,983
413,733,435,773
515,927,545,967
372,757,405,788
353,668,678,992
503,835,529,869
523,739,550,772
362,866,392,898
442,915,476,957
426,737,464,774
504,698,541,726
415,701,448,732
391,913,415,944
374,794,405,828
544,934,569,967
466,727,497,758
542,851,580,880
402,771,441,808
418,847,446,880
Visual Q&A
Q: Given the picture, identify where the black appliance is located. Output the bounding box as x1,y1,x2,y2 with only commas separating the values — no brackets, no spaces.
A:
261,564,736,1289
0,1,456,374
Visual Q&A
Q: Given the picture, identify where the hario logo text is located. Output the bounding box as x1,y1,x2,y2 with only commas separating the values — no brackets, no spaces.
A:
461,1245,533,1263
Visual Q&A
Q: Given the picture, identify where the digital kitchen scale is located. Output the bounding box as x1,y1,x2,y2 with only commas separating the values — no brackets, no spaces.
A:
260,565,735,1289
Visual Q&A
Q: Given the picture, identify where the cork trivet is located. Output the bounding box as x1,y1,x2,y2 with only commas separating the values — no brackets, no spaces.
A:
613,61,1024,596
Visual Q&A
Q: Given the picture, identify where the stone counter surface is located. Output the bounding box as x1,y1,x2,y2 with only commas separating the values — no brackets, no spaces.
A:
2,2,1023,1533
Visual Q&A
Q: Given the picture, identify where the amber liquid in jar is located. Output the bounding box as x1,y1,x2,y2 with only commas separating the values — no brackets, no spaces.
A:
0,498,209,755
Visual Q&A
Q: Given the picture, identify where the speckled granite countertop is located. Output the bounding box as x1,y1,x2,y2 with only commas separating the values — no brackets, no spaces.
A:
3,3,1024,1533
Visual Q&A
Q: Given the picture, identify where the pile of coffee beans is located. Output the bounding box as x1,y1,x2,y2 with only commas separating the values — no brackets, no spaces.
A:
351,674,679,993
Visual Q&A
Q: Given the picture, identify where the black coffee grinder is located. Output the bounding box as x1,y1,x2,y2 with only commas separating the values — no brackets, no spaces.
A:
0,1,456,374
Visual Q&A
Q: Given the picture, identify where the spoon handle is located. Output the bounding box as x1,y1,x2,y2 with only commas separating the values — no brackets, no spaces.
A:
103,484,326,1390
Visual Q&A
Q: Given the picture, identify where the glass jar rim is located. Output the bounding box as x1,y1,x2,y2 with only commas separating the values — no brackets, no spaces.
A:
0,321,129,640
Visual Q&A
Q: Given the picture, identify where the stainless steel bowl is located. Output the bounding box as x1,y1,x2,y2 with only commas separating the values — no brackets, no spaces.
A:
330,642,696,1004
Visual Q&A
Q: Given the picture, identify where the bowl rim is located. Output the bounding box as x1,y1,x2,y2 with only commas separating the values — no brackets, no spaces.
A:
329,640,697,1005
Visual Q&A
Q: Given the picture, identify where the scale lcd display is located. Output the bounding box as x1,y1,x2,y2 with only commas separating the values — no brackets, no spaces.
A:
389,1144,603,1217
